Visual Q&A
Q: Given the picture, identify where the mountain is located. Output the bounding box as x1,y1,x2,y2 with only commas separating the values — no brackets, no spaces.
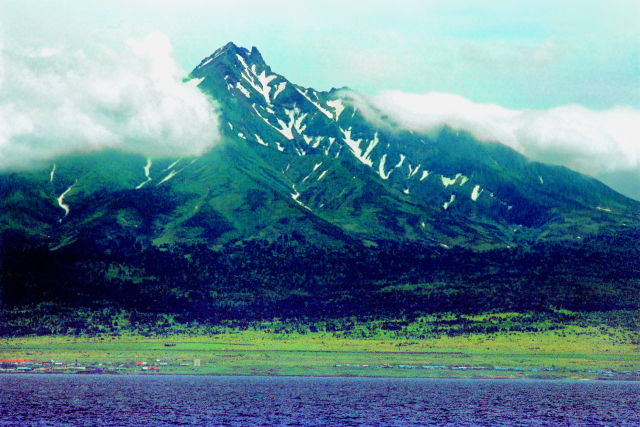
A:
183,42,638,248
2,41,638,250
1,42,639,333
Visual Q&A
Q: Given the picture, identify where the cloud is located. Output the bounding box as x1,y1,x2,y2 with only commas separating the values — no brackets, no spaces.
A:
0,32,220,171
346,90,640,177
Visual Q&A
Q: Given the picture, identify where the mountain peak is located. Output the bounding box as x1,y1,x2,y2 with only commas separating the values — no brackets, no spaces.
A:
250,46,264,63
222,41,240,50
193,42,267,72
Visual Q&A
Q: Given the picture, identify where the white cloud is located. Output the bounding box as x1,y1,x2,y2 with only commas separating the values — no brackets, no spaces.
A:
0,32,220,171
348,90,640,177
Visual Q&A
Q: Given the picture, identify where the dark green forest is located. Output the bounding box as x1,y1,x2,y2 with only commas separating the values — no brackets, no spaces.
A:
2,227,638,336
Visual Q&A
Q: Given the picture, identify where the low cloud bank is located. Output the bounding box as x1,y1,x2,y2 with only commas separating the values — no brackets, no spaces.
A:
0,32,220,170
347,90,640,179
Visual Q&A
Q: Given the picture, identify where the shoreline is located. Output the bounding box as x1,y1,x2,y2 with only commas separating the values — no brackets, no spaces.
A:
2,363,638,382
2,371,640,382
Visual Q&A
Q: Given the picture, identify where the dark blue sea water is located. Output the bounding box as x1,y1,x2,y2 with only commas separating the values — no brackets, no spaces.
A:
1,375,638,426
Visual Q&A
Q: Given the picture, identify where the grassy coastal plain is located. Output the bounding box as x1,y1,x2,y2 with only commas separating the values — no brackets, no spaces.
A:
2,312,639,380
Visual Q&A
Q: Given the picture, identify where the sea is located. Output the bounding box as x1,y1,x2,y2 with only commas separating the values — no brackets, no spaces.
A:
1,375,638,426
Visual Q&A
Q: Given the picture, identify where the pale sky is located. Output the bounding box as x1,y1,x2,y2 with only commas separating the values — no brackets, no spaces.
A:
2,0,638,109
2,1,640,198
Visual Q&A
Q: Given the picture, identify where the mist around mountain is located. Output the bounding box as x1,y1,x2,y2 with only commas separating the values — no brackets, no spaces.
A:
1,42,638,335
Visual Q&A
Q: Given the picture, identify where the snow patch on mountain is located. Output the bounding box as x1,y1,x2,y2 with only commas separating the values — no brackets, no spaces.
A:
187,77,205,87
165,159,180,171
471,185,482,201
324,137,335,156
378,154,391,179
293,110,308,134
199,58,214,68
276,109,296,140
443,194,455,210
295,87,333,119
158,170,178,185
442,174,454,187
252,65,277,103
254,134,268,146
408,163,421,178
235,82,251,98
156,159,197,186
273,82,286,101
341,127,374,167
362,132,380,165
327,99,345,121
135,158,153,189
57,182,75,221
291,185,312,211
302,162,322,183
235,54,277,104
596,206,612,213
236,54,249,70
441,173,467,187
252,104,294,140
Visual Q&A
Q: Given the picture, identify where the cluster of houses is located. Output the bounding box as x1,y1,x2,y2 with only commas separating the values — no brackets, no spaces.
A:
0,357,194,374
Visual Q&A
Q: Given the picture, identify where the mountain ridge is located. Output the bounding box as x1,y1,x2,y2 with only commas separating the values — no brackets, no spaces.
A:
184,42,638,247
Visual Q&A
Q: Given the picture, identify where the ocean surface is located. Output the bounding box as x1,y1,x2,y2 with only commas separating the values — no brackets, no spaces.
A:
1,375,638,426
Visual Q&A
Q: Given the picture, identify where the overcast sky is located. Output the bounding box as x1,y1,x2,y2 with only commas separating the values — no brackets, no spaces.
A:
1,0,639,198
3,0,638,109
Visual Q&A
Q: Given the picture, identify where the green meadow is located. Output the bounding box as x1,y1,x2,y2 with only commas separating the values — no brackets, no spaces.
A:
2,312,638,380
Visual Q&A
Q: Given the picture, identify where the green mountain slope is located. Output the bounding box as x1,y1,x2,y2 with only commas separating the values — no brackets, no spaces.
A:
1,42,639,333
